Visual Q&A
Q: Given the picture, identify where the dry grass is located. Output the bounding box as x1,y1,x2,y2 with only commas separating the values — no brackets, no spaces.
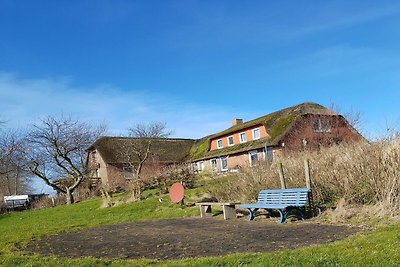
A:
211,137,400,219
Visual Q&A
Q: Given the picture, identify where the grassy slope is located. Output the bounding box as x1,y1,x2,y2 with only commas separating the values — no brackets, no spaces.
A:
1,183,400,266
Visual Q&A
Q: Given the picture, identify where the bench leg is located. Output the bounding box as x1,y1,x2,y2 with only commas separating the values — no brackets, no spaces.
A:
222,205,236,220
277,209,288,224
199,205,212,218
286,207,306,221
246,208,258,221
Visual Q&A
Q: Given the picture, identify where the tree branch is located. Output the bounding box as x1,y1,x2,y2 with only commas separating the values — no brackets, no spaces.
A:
29,161,67,194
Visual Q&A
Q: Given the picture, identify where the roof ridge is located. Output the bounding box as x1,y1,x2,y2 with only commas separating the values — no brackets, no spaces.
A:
96,136,196,141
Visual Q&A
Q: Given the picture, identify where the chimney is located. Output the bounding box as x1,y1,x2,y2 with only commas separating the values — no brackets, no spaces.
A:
232,119,243,126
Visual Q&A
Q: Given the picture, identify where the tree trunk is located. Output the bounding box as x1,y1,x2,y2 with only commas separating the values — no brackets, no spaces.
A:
6,174,11,195
100,187,113,208
65,187,74,204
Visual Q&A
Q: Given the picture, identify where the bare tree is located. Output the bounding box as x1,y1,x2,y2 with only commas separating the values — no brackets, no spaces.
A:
329,102,364,133
127,122,172,179
26,116,107,204
0,130,29,196
128,122,172,138
0,117,6,127
125,122,172,200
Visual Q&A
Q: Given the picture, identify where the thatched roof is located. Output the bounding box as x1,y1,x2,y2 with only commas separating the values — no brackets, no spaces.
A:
88,103,341,164
88,137,196,164
189,102,337,160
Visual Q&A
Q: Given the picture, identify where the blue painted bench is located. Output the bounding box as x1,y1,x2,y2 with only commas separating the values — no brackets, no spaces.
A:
240,188,310,224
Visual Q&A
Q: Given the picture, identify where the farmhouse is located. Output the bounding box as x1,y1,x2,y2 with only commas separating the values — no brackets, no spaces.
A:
86,102,364,189
189,102,363,173
86,137,195,189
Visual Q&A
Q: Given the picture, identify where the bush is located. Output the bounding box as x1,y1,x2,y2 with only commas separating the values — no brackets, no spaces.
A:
210,138,400,218
152,164,196,194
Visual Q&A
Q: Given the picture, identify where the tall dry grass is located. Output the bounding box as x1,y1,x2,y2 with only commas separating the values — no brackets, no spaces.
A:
211,138,400,218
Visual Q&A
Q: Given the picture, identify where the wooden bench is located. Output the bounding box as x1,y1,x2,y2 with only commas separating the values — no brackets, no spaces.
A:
239,188,310,224
196,202,240,220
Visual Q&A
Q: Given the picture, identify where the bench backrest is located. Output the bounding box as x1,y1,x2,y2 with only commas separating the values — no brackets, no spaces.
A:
257,188,310,206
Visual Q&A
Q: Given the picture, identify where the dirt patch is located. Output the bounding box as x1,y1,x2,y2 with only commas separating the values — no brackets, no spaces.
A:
26,218,360,260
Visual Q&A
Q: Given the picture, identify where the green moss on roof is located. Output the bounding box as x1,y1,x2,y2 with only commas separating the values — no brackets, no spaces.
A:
200,139,267,160
268,114,295,143
189,137,210,160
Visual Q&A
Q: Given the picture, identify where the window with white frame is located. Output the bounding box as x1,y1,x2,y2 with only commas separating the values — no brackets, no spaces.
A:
248,150,259,167
198,161,205,172
220,156,228,171
239,132,246,143
264,146,273,160
227,136,234,146
216,139,223,149
210,159,218,172
252,128,260,140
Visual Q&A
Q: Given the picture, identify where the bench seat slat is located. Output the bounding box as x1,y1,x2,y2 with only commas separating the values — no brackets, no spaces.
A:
240,204,305,209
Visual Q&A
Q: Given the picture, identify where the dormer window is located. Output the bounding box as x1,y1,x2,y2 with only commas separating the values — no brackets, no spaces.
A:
217,139,223,149
239,132,246,143
227,136,234,146
252,128,260,140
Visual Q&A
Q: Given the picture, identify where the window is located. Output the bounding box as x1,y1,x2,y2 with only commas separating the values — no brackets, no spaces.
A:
123,166,134,180
198,161,205,172
252,128,260,140
217,139,223,149
227,136,234,146
91,151,97,161
220,156,228,171
239,132,246,143
248,150,259,167
210,159,218,172
314,118,331,133
264,147,273,161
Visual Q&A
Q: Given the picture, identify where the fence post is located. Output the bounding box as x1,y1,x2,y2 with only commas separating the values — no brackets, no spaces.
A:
304,159,317,216
304,159,311,189
278,162,286,189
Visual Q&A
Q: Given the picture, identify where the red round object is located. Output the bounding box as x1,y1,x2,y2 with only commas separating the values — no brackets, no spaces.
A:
169,182,185,204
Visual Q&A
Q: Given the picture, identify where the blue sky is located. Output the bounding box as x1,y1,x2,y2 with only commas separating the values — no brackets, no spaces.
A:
1,1,400,140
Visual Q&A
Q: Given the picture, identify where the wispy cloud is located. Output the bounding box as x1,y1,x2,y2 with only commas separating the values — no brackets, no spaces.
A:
286,3,400,39
267,43,400,80
165,2,400,48
0,73,234,138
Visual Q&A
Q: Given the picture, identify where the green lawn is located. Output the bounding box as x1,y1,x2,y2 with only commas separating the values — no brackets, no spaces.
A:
1,184,400,266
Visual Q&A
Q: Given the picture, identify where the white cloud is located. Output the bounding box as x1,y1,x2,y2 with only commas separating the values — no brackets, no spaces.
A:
164,2,400,49
0,72,234,138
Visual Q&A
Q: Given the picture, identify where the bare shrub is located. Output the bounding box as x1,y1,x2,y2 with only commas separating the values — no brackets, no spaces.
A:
31,197,54,210
31,195,66,210
153,164,196,194
211,162,281,203
211,138,400,218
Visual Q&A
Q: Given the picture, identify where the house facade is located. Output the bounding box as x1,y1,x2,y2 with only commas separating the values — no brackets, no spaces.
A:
86,102,364,188
188,102,364,173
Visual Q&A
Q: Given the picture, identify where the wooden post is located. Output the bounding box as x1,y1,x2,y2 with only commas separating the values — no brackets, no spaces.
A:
304,159,317,217
278,162,286,189
304,159,311,189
